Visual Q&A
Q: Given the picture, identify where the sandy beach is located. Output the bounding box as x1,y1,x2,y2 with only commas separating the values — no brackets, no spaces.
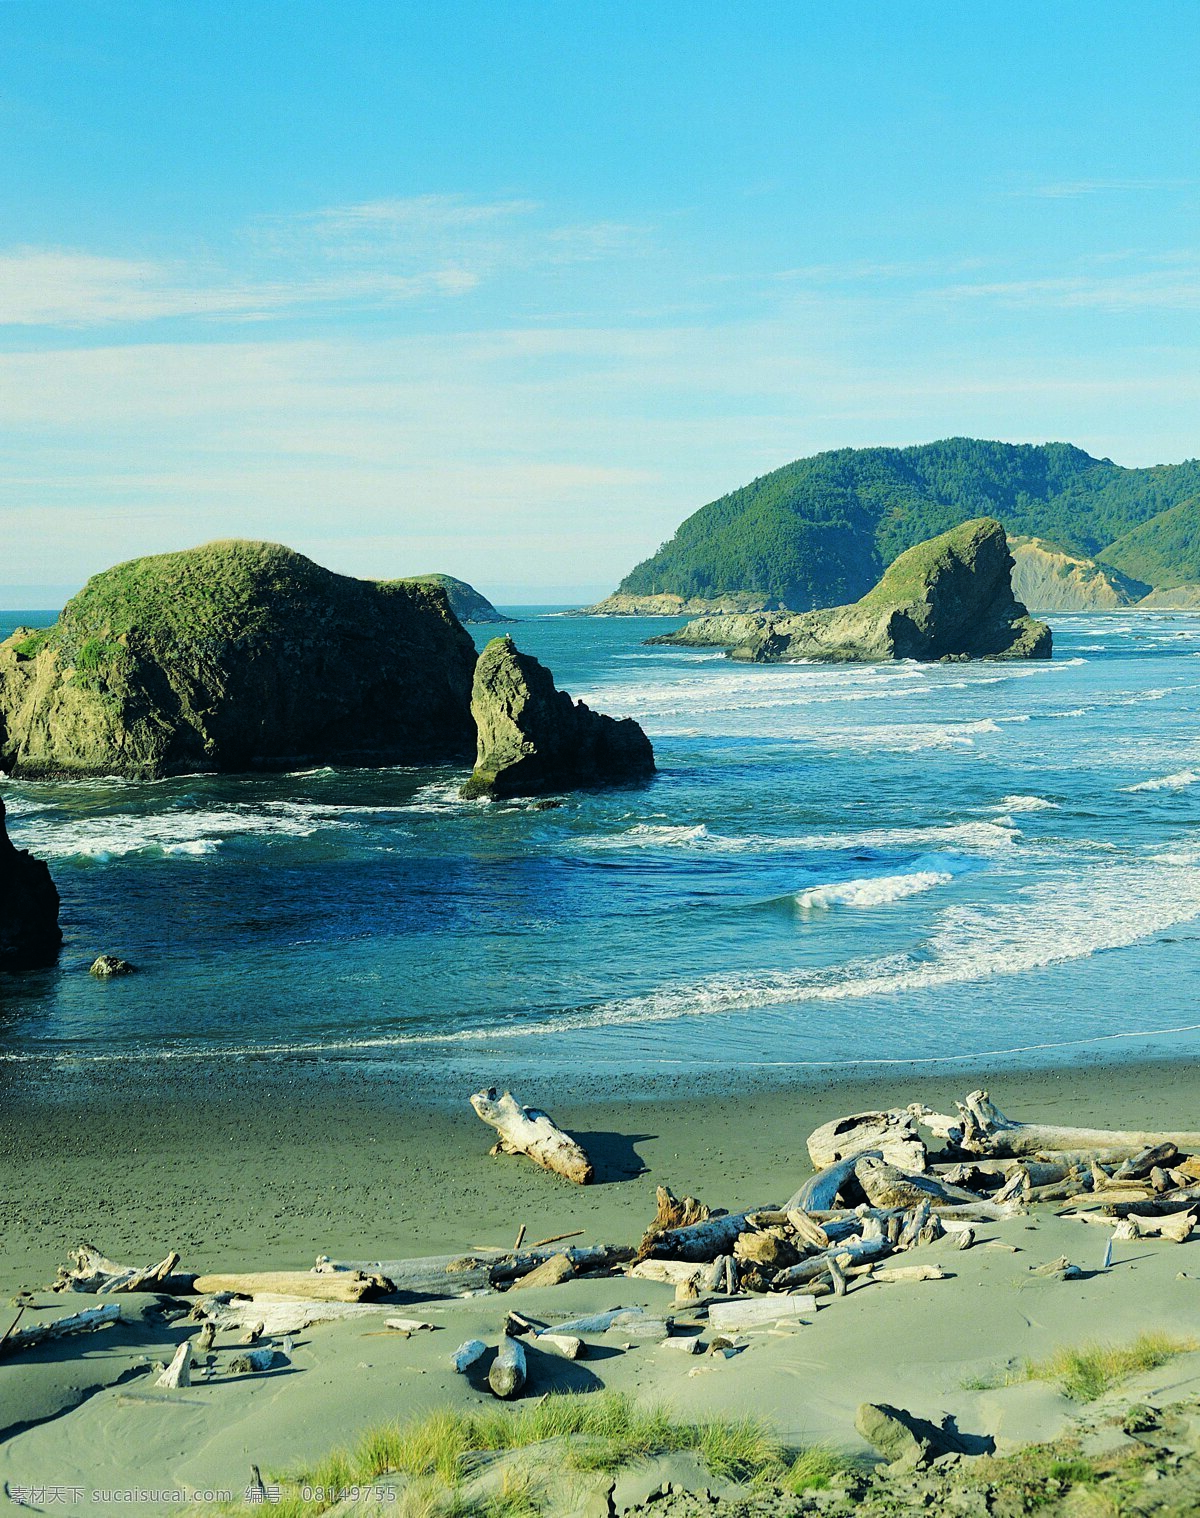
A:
4,1058,1200,1512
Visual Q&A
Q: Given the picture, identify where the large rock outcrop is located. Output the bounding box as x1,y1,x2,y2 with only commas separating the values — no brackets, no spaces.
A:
462,636,654,799
0,798,61,969
652,519,1052,663
0,541,479,778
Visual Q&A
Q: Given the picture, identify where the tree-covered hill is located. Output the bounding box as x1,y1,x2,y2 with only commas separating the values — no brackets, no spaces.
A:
1100,495,1200,589
615,440,1200,610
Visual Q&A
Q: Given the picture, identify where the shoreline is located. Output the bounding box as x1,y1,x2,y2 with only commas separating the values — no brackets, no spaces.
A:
4,1050,1199,1294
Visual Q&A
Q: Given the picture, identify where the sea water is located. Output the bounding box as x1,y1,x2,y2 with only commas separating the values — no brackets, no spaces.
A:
2,609,1199,1089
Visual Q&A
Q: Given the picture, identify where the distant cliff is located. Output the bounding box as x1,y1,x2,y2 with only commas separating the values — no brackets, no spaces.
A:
0,540,478,778
653,519,1050,664
1009,537,1149,611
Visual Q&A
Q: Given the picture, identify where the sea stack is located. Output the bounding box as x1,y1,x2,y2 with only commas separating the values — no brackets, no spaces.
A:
0,798,62,969
654,519,1051,663
0,541,479,778
462,636,655,799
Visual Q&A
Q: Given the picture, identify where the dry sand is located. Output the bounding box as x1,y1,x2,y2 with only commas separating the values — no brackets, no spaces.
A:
3,1058,1200,1511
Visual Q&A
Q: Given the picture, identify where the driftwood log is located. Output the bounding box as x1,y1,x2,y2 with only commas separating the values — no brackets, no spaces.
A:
155,1340,193,1388
0,1302,121,1359
708,1295,816,1332
807,1110,927,1172
453,1339,488,1373
489,1334,527,1398
192,1270,390,1302
470,1088,594,1184
939,1090,1200,1161
52,1244,183,1295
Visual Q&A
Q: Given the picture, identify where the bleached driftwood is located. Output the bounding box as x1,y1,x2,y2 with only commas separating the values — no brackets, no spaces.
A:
508,1254,574,1291
865,1264,948,1284
807,1109,927,1172
198,1295,392,1336
489,1334,527,1398
470,1087,594,1185
853,1157,982,1211
628,1260,711,1285
453,1339,488,1372
646,1207,777,1263
191,1270,389,1302
787,1154,877,1212
1115,1211,1197,1243
386,1317,438,1333
327,1244,629,1297
52,1243,182,1295
771,1236,890,1289
539,1333,584,1359
638,1186,711,1257
660,1334,702,1354
538,1307,671,1339
0,1302,121,1359
943,1090,1200,1161
708,1296,817,1332
155,1341,192,1388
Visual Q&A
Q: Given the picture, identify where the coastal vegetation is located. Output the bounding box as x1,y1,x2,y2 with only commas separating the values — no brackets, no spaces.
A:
199,1395,835,1517
1101,493,1200,590
968,1331,1196,1403
614,439,1200,610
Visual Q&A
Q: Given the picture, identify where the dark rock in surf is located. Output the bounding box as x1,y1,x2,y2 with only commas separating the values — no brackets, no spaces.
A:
0,797,62,970
89,955,137,978
652,519,1051,664
461,636,654,799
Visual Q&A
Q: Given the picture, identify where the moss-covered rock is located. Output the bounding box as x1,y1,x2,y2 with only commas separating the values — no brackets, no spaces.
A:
0,798,61,969
654,519,1051,664
0,540,479,777
462,636,654,799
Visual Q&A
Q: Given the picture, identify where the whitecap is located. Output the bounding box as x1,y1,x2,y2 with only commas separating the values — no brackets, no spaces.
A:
1124,770,1200,794
993,795,1057,812
795,868,954,909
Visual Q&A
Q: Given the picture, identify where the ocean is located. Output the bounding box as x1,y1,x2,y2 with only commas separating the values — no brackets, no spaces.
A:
2,608,1200,1094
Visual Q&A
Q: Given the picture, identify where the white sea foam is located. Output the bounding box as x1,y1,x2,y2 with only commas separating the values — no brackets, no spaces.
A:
795,868,953,909
13,801,356,861
993,795,1057,812
580,820,1018,857
1124,770,1200,793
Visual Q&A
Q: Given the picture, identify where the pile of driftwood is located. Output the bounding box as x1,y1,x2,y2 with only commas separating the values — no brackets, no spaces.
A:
8,1088,1200,1405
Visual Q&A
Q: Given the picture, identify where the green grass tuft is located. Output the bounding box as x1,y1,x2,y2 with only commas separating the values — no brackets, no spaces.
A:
966,1331,1194,1403
190,1392,844,1517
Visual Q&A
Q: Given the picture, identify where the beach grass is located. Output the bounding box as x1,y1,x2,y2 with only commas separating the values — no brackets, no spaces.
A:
965,1329,1194,1402
193,1392,846,1516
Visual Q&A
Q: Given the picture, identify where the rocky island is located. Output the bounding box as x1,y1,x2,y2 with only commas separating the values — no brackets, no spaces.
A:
652,519,1051,663
462,635,655,798
395,573,514,624
0,797,61,969
0,540,480,778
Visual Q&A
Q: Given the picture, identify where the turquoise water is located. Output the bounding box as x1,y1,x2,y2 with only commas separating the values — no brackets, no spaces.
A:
2,609,1200,1087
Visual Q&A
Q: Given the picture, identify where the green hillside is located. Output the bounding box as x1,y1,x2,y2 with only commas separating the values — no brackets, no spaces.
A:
616,440,1200,610
1100,495,1200,589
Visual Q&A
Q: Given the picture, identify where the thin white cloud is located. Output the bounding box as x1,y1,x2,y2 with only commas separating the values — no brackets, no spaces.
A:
0,193,649,328
1010,178,1197,199
0,247,480,327
939,264,1200,313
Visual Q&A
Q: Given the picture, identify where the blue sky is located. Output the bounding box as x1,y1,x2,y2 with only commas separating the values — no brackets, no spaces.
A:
1,2,1197,604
